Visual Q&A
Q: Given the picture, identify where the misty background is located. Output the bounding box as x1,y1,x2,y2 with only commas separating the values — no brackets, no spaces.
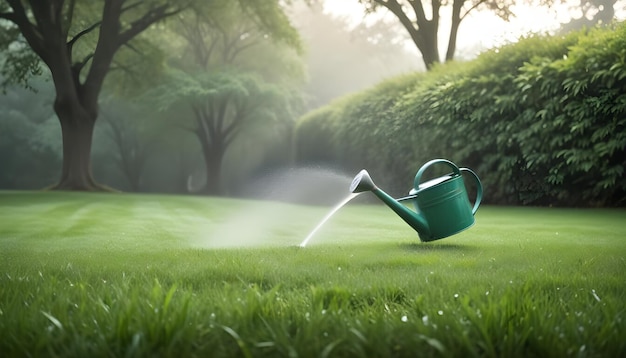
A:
0,0,623,205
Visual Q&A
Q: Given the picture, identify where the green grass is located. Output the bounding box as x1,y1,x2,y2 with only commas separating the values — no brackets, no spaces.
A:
0,190,625,357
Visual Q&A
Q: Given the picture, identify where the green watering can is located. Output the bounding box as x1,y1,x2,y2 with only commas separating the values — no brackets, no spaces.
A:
350,159,483,242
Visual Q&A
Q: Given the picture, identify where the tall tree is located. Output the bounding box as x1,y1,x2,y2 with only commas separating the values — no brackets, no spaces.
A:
0,0,189,190
152,70,299,195
99,97,152,192
153,0,303,195
357,0,515,70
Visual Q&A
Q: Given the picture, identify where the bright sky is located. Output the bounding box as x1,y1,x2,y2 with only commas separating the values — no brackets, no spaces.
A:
323,0,626,58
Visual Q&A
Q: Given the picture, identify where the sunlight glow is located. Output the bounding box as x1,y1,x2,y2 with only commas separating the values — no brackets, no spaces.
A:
323,0,626,59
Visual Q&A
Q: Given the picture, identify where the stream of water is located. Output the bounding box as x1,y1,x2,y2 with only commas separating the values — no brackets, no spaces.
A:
298,192,360,248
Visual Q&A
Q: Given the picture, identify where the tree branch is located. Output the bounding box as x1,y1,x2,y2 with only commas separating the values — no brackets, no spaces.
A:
223,123,241,147
67,21,102,50
460,0,488,21
62,0,77,39
117,4,182,47
222,115,243,146
226,41,258,63
72,53,94,77
0,11,17,21
3,0,47,60
379,0,426,50
222,98,253,144
406,0,429,25
122,41,143,55
429,0,441,27
192,103,212,142
80,0,189,109
223,25,260,63
120,1,145,14
49,0,64,30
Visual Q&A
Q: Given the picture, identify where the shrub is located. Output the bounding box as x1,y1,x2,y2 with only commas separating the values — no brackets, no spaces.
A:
294,23,626,206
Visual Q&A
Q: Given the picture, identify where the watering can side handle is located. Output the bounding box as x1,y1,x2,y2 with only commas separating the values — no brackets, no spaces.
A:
414,159,461,189
460,168,483,215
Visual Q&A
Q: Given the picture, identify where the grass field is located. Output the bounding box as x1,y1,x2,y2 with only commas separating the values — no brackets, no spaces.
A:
0,190,625,357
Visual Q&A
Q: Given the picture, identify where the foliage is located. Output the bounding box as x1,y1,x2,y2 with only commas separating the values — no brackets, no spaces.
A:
295,74,427,196
0,0,304,193
512,25,626,205
0,78,60,188
171,0,304,83
0,1,184,91
97,96,161,192
294,104,344,166
0,191,625,356
147,67,301,194
153,0,304,195
0,0,197,191
295,23,626,206
394,33,580,204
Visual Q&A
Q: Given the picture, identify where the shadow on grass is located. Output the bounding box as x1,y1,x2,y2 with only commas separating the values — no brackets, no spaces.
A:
398,242,476,252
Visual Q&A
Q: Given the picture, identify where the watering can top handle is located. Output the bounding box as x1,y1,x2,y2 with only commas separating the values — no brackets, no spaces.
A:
413,159,461,188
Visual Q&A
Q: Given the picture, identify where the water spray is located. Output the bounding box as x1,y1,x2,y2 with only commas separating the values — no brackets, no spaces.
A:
298,193,360,247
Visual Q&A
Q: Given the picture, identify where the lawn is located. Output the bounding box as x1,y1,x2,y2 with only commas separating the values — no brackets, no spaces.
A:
0,190,625,357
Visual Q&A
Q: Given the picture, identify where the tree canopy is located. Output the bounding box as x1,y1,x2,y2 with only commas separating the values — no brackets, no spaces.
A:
0,0,192,190
151,0,303,194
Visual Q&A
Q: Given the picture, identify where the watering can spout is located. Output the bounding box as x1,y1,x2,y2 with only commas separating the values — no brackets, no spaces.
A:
350,170,431,238
350,169,377,193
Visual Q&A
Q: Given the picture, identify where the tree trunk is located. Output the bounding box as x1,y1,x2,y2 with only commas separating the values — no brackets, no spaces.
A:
51,105,102,191
203,149,224,195
420,33,440,70
445,1,464,62
119,136,144,192
404,21,440,70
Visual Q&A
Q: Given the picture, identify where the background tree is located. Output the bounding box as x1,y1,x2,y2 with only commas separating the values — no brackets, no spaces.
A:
356,0,516,69
99,96,154,192
0,0,190,191
0,76,60,188
150,1,304,195
0,0,297,192
150,69,300,195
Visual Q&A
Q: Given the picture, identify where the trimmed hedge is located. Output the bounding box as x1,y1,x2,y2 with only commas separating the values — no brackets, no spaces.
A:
295,23,626,206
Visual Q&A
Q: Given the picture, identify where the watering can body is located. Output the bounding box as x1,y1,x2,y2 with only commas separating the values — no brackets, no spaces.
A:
350,159,483,242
